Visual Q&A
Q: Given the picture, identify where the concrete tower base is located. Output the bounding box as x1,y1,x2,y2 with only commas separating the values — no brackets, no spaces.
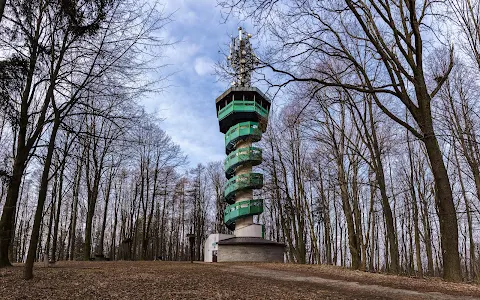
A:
217,237,285,262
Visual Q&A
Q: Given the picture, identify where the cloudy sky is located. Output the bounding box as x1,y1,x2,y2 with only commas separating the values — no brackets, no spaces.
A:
141,0,251,167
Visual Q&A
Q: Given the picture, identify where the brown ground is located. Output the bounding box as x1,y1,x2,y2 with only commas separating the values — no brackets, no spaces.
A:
0,261,479,299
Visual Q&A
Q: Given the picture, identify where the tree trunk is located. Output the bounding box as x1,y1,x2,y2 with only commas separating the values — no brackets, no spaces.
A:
407,128,423,278
422,127,461,282
69,156,84,261
0,0,5,24
454,144,476,280
0,149,28,267
84,156,102,261
24,120,60,279
319,172,332,265
351,158,365,271
51,149,67,263
99,168,114,256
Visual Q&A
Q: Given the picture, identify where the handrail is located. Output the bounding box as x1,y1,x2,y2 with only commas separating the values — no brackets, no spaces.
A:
224,199,263,214
224,173,264,203
218,99,269,120
224,147,262,179
225,121,262,154
224,199,264,228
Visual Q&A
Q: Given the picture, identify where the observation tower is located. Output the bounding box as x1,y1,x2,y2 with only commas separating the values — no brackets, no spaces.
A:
204,28,284,263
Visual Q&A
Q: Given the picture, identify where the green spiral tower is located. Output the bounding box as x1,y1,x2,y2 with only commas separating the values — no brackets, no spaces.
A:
210,28,284,262
217,27,269,237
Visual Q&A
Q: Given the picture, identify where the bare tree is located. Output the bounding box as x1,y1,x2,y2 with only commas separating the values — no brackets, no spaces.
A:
219,0,462,281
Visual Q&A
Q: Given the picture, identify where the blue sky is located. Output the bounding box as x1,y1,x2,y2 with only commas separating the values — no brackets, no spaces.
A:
142,0,250,167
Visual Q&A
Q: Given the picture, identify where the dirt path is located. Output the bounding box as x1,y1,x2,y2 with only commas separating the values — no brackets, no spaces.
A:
220,265,480,300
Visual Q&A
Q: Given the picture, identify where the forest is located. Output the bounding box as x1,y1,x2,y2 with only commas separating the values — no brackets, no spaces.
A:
1,0,480,284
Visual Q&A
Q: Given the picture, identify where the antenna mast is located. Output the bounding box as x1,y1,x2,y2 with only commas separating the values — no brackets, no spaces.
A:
227,27,257,87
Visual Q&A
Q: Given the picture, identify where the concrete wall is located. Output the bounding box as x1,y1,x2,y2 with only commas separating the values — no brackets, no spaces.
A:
235,224,263,237
217,244,284,263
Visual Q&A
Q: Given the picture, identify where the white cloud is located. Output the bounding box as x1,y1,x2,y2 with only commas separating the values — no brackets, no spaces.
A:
194,56,214,76
141,0,254,168
153,84,225,166
162,42,200,67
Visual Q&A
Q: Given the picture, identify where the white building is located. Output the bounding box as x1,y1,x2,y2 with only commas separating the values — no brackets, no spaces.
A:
204,234,234,262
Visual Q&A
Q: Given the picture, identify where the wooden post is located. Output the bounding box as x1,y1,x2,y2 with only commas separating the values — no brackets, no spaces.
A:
187,233,195,263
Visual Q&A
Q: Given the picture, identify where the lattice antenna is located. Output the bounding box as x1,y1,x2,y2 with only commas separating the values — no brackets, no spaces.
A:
227,27,258,87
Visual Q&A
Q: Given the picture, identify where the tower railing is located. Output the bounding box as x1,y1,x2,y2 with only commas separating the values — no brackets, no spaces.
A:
224,146,262,179
218,100,269,121
224,121,262,154
224,199,264,230
224,173,264,204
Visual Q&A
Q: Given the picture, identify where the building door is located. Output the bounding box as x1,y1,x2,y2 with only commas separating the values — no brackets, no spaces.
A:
212,250,217,262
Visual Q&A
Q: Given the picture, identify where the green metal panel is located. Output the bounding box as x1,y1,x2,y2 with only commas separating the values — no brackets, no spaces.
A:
225,121,262,154
224,147,262,179
217,100,269,121
224,173,263,203
224,199,264,228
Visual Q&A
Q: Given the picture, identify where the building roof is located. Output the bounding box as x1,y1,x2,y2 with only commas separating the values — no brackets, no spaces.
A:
215,87,271,104
217,237,285,246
